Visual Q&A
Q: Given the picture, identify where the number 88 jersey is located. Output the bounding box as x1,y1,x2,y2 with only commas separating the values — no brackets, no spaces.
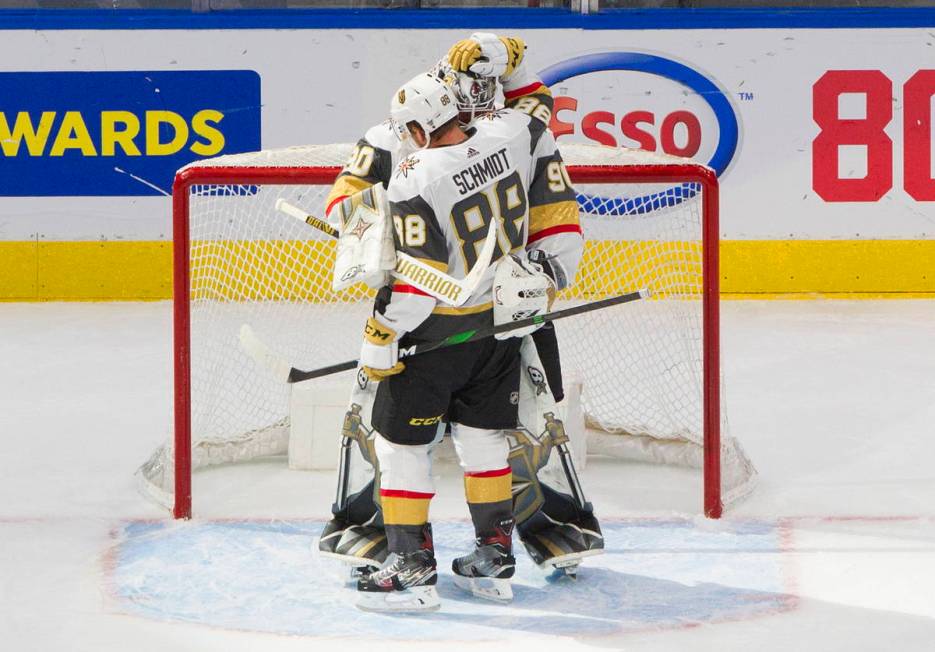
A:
382,108,583,344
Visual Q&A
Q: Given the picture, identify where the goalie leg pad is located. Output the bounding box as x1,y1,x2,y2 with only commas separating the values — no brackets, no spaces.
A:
320,523,389,570
517,484,604,569
319,480,389,569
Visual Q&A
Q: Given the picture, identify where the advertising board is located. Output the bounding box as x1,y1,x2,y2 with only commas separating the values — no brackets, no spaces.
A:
0,14,932,297
0,70,261,197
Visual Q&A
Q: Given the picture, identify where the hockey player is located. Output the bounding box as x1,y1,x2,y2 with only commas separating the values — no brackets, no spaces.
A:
352,69,585,612
323,34,537,219
320,34,602,584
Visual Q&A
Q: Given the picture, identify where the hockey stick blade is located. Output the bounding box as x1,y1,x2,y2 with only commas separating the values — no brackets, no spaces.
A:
275,198,495,307
238,324,293,383
286,288,650,384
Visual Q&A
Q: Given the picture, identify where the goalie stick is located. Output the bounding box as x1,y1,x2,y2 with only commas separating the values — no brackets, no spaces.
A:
239,288,650,385
275,198,496,307
274,198,339,238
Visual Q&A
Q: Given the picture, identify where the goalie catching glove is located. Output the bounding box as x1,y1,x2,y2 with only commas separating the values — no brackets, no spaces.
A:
447,33,526,79
360,316,405,381
493,254,556,340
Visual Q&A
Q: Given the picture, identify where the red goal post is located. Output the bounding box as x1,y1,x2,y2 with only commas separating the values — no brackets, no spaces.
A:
159,143,753,521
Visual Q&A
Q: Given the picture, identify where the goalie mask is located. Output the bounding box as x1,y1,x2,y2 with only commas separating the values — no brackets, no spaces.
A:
431,59,497,125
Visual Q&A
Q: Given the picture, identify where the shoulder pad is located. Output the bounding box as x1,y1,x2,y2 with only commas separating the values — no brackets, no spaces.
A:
363,120,404,154
472,108,530,135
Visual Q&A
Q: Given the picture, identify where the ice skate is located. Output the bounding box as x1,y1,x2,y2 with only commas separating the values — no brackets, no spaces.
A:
452,521,516,603
356,549,440,613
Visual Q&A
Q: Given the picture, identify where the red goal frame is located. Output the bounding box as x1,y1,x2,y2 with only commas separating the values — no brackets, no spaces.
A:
171,163,721,520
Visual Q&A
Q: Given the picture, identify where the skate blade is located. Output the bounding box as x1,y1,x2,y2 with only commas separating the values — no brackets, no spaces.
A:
356,586,440,613
318,549,381,570
538,548,604,572
547,564,578,582
453,574,513,603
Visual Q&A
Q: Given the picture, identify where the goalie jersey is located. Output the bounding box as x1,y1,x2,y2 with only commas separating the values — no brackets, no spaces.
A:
380,108,583,344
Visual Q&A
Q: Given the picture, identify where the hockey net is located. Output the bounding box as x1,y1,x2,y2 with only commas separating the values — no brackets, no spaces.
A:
139,142,756,519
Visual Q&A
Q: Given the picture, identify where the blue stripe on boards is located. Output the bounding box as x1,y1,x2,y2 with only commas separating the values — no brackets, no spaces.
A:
1,7,934,32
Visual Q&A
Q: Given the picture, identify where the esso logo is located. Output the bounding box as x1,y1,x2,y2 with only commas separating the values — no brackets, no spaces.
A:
538,52,740,177
551,96,703,159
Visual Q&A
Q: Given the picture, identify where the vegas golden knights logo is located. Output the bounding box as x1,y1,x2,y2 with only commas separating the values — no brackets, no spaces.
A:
397,89,406,104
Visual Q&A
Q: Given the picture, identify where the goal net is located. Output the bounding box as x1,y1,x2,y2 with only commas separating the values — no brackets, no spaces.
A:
138,142,756,519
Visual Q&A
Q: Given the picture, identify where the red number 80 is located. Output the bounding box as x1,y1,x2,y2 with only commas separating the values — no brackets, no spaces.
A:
812,70,935,202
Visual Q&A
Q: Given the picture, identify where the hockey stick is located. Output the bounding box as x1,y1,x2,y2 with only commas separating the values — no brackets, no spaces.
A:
275,198,497,307
275,198,338,237
239,289,650,385
557,443,589,512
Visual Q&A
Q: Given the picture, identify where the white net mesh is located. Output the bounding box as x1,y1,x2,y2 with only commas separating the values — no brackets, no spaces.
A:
137,143,755,512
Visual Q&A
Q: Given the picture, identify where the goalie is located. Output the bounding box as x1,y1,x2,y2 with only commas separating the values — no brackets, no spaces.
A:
318,33,603,584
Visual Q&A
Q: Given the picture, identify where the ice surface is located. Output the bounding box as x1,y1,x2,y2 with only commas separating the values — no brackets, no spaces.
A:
1,300,934,650
107,519,790,639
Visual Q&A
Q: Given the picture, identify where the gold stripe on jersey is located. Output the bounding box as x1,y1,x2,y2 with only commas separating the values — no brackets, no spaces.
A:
324,175,373,215
528,200,580,237
431,301,493,316
416,257,448,272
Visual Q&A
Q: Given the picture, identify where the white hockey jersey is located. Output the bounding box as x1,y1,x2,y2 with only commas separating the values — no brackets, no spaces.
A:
325,120,408,218
379,108,583,344
323,58,555,218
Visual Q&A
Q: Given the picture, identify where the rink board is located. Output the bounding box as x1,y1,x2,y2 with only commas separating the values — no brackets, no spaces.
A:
3,238,934,300
2,9,935,298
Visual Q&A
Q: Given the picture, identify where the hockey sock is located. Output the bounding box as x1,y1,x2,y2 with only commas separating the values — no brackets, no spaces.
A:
463,467,513,545
380,488,433,553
